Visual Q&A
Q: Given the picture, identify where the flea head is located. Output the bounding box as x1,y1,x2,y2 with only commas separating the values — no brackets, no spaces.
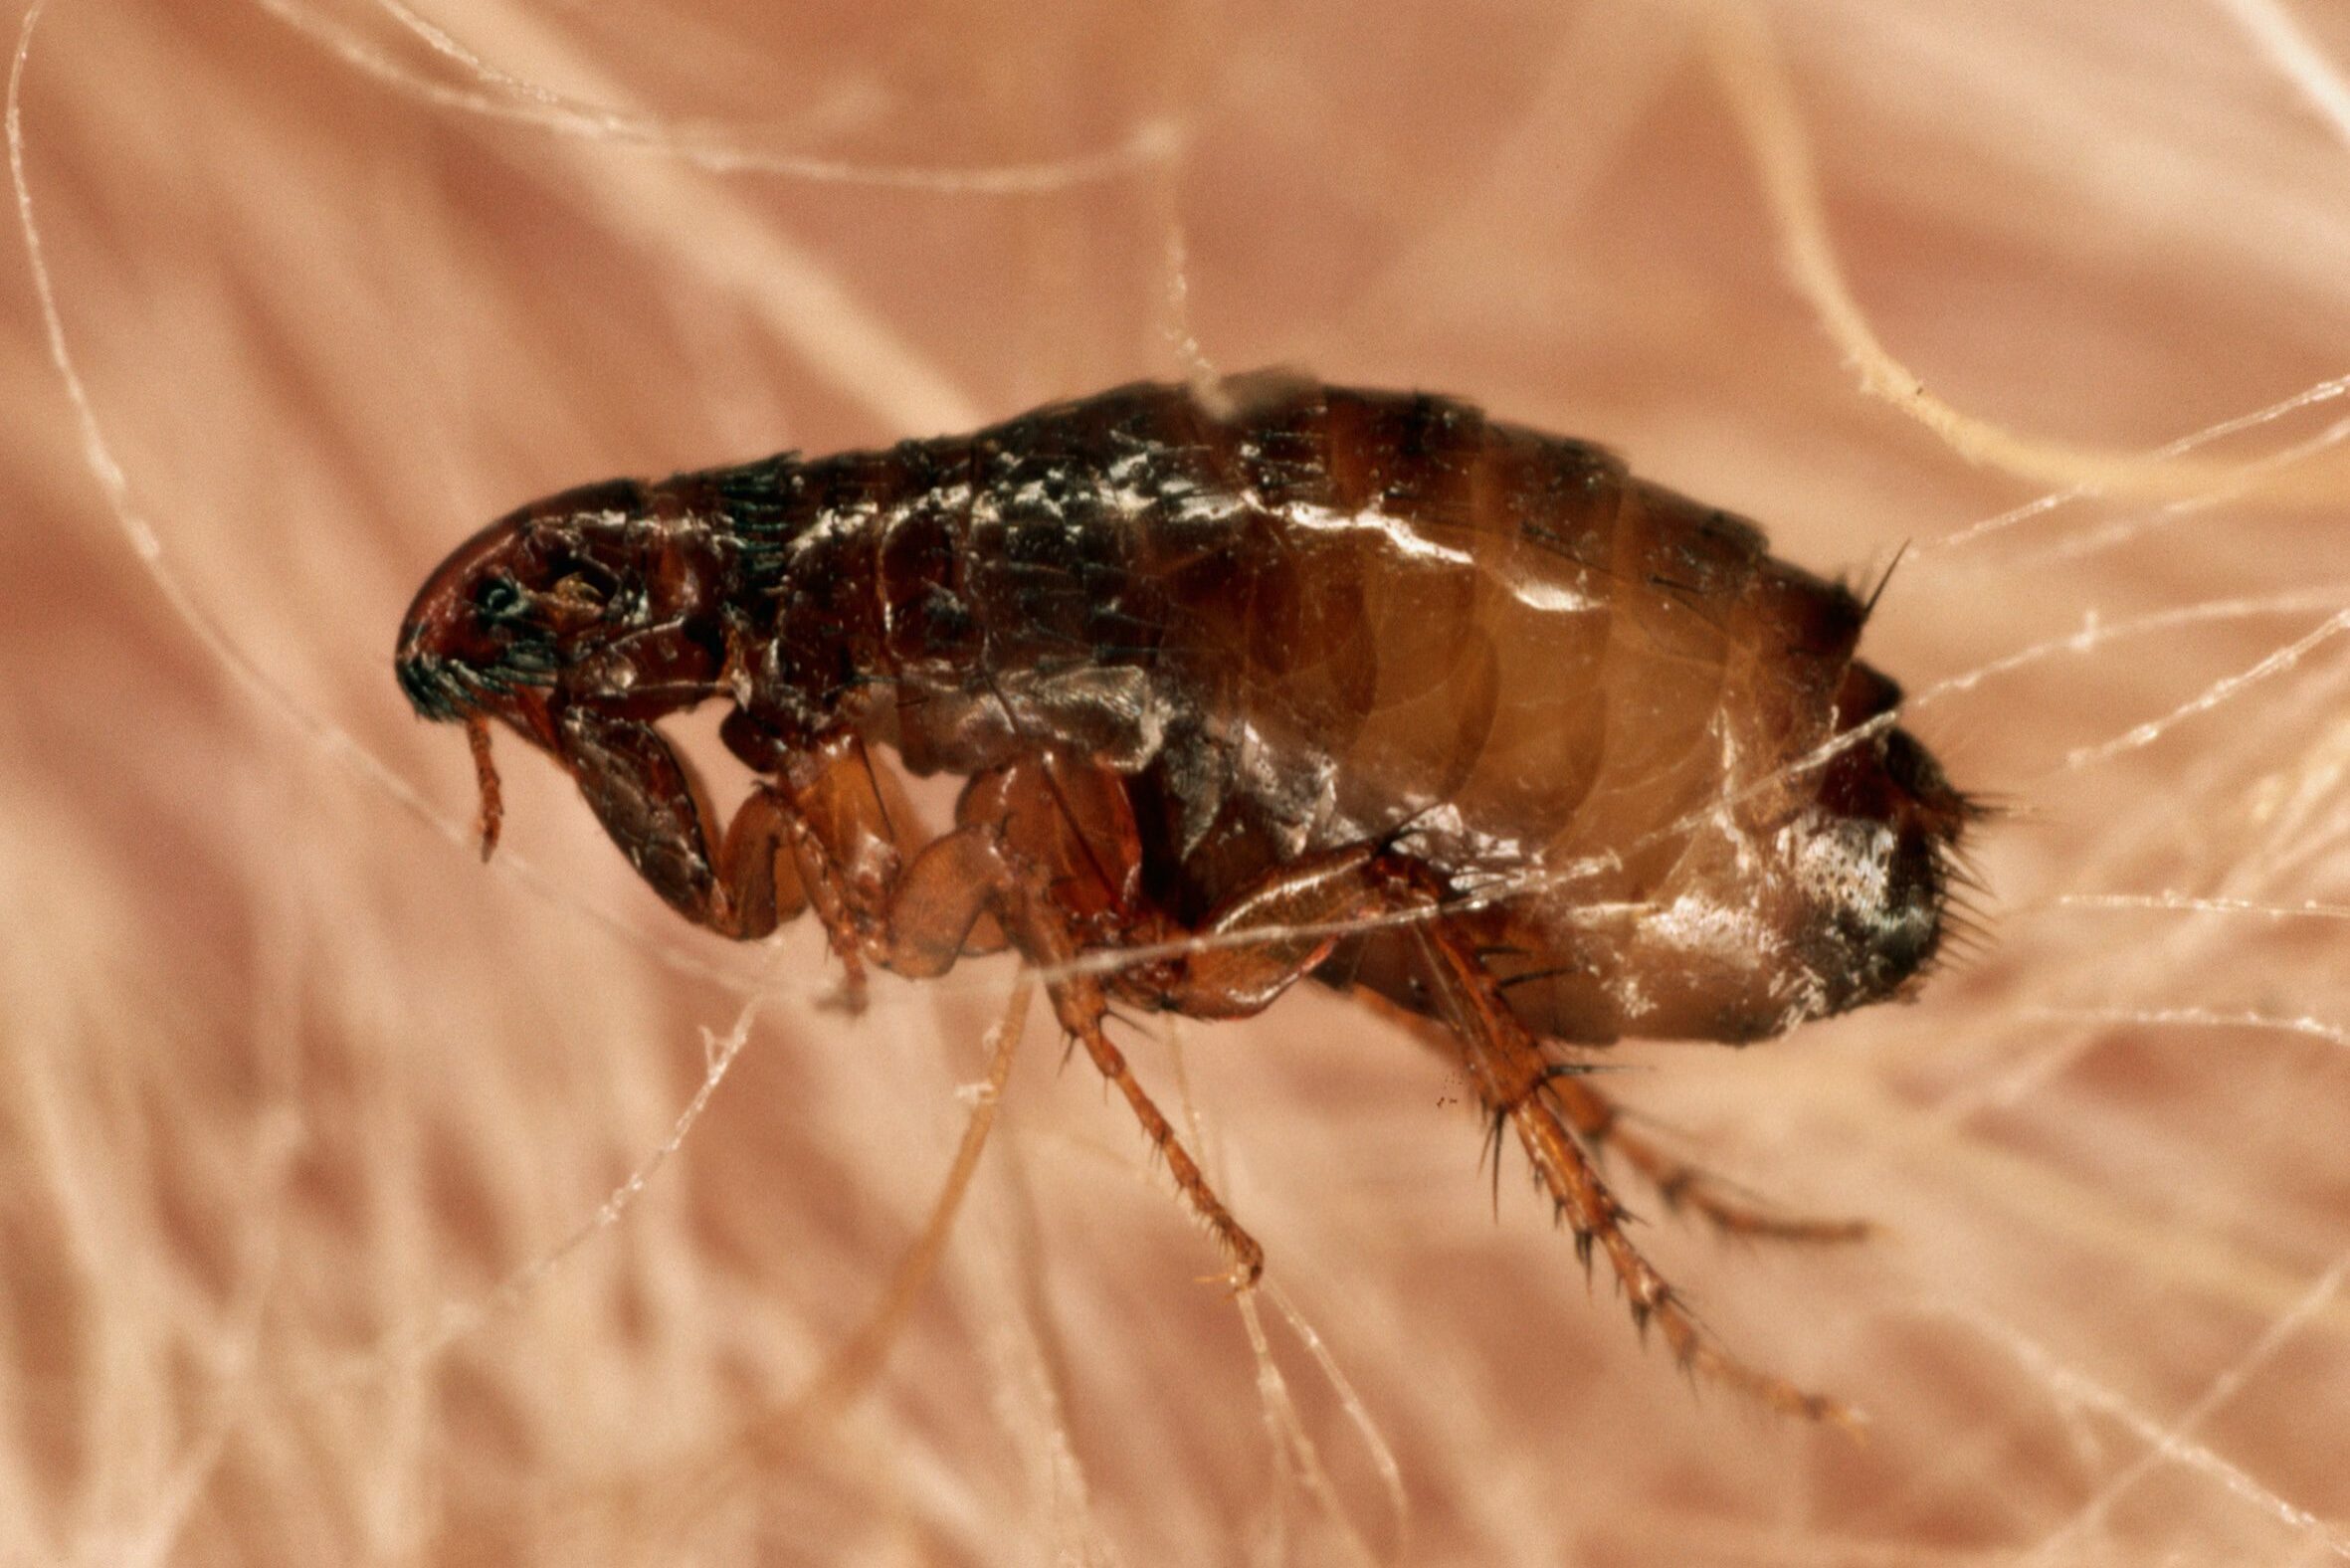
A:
395,478,727,745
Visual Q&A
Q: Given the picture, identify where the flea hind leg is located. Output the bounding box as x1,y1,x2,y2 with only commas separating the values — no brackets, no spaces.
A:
1350,989,1870,1246
1417,927,1856,1426
1537,1072,1871,1245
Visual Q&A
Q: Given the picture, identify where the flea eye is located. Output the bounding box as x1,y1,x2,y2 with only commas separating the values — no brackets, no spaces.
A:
475,574,523,619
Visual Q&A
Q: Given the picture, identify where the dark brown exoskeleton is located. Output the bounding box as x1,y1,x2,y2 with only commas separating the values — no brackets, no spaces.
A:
396,373,1976,1422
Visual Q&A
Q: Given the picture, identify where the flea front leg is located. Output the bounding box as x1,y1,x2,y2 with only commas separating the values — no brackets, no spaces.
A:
556,704,749,934
555,705,863,948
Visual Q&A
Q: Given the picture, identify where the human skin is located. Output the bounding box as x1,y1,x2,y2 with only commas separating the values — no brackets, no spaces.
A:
4,2,2347,1564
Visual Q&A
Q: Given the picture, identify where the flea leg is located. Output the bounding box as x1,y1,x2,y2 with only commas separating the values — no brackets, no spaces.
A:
1351,988,1870,1246
1052,971,1266,1287
1418,926,1856,1427
707,784,808,939
554,704,813,940
550,709,885,1000
552,704,733,923
881,821,1266,1286
567,721,1262,1277
1539,1072,1871,1245
1152,846,1397,1019
779,733,938,1007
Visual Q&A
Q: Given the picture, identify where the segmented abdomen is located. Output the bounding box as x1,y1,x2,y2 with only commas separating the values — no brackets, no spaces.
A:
717,377,1878,1017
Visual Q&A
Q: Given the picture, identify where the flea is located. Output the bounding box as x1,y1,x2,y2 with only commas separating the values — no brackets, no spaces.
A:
396,373,1977,1422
